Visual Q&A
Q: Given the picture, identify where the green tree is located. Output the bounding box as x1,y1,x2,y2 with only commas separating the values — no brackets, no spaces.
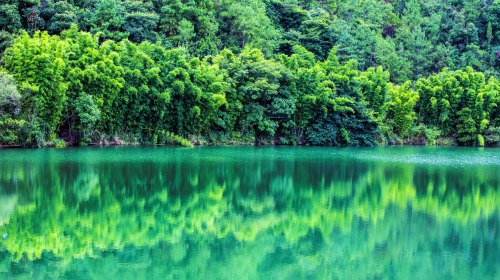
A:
4,31,67,140
0,71,20,115
46,1,78,34
357,66,390,116
220,0,280,55
385,81,419,137
176,18,194,47
73,93,100,141
456,107,477,144
90,0,129,42
121,0,159,43
416,67,499,144
0,4,21,33
218,48,292,143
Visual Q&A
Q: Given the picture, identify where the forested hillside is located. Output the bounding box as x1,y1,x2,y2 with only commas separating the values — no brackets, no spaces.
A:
1,0,500,147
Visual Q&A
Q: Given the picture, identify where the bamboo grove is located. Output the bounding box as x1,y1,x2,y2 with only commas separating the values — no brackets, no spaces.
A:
2,0,500,147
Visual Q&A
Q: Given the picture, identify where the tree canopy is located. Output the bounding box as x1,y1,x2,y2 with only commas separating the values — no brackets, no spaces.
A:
1,0,500,147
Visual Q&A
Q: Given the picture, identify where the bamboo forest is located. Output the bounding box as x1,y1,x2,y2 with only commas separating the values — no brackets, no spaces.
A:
1,0,500,279
1,0,500,147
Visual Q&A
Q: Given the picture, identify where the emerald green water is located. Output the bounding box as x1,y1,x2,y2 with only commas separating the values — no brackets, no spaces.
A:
0,146,499,279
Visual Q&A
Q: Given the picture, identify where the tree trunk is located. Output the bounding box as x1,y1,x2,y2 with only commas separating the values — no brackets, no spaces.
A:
369,44,374,68
242,25,246,49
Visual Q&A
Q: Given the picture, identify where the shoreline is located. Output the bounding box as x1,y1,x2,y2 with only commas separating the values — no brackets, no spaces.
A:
3,142,497,150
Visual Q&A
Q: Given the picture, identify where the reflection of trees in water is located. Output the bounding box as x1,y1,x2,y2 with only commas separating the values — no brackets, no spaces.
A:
0,148,499,278
0,195,16,227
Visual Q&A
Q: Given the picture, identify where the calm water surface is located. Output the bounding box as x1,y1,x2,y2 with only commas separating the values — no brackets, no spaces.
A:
0,146,499,279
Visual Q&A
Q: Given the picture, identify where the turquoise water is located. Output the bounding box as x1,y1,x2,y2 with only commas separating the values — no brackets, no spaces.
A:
0,146,499,279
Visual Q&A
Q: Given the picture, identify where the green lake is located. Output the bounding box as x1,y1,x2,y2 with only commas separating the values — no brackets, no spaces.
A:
0,146,499,279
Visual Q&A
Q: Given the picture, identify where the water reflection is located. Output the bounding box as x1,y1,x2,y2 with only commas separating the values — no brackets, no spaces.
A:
0,146,499,279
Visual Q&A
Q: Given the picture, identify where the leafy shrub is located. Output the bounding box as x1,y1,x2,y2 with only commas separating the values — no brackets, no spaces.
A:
156,131,193,147
0,71,20,116
0,117,24,145
44,138,67,148
404,124,441,146
478,134,485,147
484,127,500,147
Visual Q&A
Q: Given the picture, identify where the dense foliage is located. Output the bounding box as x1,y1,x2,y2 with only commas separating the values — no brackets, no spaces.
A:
2,0,500,146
